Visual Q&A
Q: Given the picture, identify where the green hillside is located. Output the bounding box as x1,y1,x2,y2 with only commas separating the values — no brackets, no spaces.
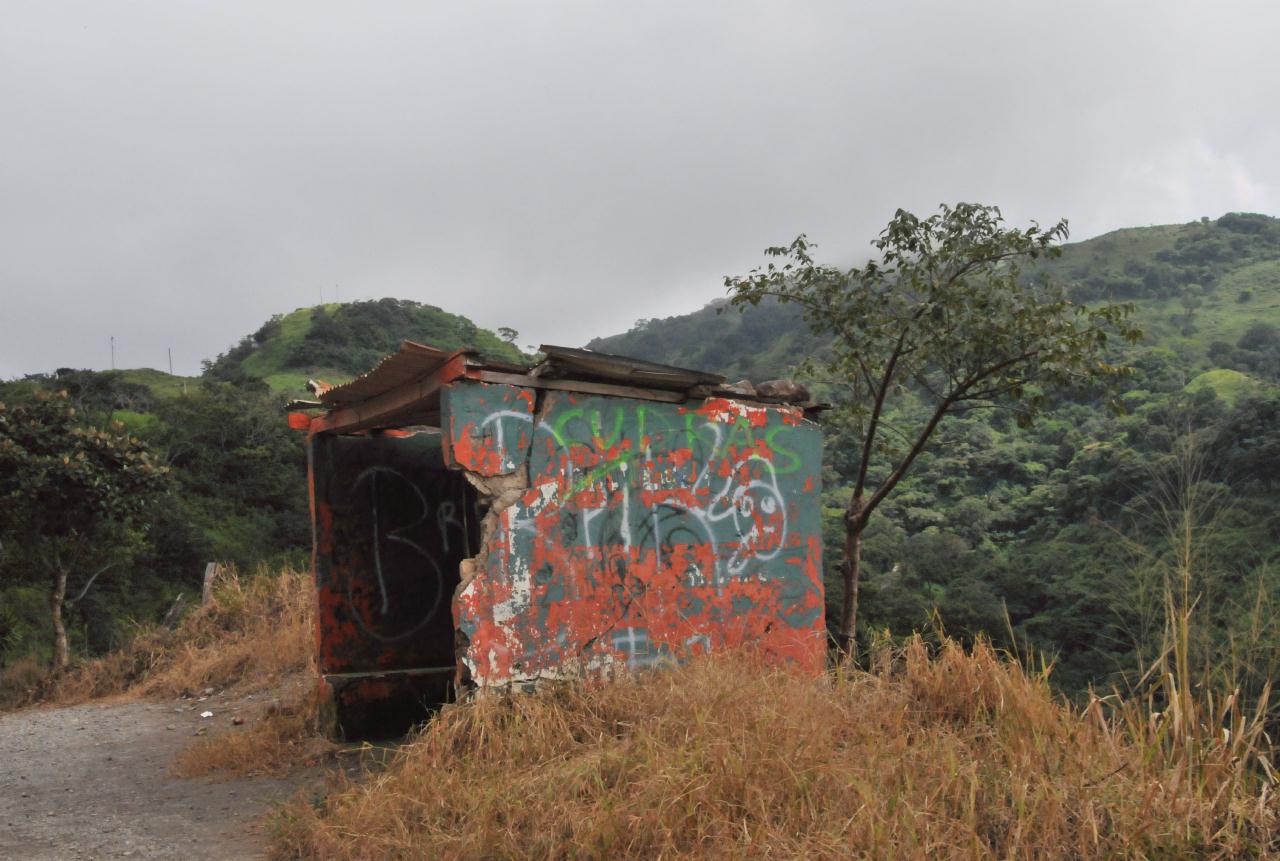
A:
206,298,526,394
601,298,810,383
0,366,197,423
1043,213,1280,366
590,213,1280,383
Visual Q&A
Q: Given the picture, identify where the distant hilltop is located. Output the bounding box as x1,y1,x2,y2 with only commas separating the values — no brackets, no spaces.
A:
202,298,526,395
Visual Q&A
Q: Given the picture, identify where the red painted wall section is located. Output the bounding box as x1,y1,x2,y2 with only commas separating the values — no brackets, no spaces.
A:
449,386,825,687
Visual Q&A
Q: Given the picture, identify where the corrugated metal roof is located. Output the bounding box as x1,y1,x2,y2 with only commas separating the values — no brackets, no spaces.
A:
302,341,821,434
318,342,730,408
318,342,464,407
536,344,725,390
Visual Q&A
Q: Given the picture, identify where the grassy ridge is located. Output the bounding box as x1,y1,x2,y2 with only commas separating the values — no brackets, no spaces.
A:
6,559,1273,858
588,215,1280,382
1184,367,1267,405
115,367,199,399
239,303,344,381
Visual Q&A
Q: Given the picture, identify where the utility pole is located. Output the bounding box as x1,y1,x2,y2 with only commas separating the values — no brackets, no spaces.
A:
168,347,173,375
110,336,115,370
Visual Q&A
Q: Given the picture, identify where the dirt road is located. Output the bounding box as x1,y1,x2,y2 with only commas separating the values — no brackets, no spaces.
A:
0,699,308,860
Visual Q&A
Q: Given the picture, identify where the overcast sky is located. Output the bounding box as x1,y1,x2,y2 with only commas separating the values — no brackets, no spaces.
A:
2,1,1277,377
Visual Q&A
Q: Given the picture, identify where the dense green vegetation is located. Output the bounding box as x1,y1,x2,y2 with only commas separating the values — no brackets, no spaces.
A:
594,213,1280,698
0,300,520,673
0,390,170,670
205,298,525,394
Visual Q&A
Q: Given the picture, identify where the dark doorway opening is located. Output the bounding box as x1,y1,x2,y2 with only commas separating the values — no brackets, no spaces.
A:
312,428,481,739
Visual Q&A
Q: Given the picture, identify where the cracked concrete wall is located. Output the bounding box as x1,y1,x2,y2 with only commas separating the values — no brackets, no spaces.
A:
442,382,826,689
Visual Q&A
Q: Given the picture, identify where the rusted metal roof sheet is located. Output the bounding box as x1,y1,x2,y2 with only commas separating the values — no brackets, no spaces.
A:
316,342,732,411
297,341,822,436
319,342,464,407
536,344,725,390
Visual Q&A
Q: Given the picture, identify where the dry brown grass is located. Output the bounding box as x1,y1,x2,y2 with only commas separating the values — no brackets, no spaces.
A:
16,564,334,780
41,565,314,704
270,638,1278,861
0,654,47,709
173,682,336,779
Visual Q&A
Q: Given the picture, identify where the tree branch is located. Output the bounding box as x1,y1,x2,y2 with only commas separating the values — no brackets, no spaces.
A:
858,393,957,528
853,328,909,502
940,247,1027,290
68,562,114,606
856,345,1043,529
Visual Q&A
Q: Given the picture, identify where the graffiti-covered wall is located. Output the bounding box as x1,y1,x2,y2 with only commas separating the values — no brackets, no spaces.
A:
443,383,825,687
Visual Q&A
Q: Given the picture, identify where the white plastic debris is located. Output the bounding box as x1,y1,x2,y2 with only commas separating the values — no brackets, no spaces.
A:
199,710,213,719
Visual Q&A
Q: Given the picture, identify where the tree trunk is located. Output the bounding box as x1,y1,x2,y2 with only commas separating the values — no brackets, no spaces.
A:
50,566,69,672
837,494,865,662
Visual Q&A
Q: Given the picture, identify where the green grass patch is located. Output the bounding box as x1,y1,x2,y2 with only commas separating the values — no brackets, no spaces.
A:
1184,368,1269,406
110,409,158,432
116,368,198,399
263,368,352,397
240,305,335,379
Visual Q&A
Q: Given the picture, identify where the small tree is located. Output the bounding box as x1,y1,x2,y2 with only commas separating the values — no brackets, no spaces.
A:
727,203,1141,657
0,390,168,670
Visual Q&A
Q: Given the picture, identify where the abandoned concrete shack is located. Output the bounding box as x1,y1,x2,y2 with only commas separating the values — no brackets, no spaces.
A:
288,342,826,738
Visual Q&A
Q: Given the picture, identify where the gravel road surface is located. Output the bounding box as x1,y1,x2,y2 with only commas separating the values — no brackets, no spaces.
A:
0,700,306,860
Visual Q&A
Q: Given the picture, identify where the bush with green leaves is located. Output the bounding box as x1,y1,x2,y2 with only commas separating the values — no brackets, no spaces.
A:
0,390,169,670
727,203,1141,656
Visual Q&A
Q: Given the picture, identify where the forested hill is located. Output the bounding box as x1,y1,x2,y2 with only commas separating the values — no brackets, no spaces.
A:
589,212,1280,386
205,298,525,393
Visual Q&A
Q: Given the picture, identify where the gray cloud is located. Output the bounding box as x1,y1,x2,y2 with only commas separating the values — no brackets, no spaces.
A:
2,0,1276,376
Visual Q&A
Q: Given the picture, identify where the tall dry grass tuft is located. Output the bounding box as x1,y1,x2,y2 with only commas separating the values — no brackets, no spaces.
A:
173,682,334,779
0,654,47,710
271,638,1277,860
41,565,314,704
1103,431,1280,853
